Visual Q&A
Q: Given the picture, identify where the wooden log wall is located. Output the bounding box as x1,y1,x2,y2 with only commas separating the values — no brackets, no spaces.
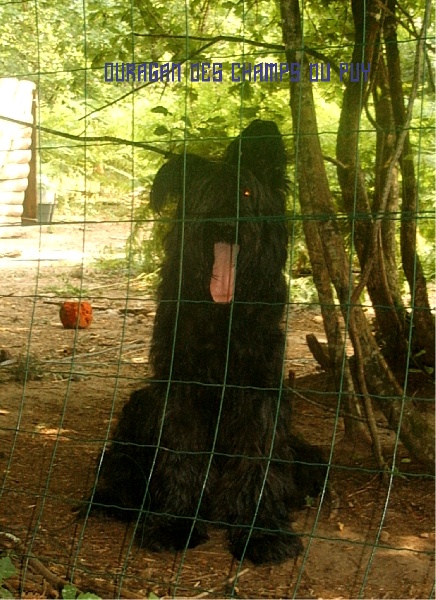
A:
0,78,36,225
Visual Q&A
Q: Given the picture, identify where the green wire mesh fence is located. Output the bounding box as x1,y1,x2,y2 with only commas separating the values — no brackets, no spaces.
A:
0,0,434,598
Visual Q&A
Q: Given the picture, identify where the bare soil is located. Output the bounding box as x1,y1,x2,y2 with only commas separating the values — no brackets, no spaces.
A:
0,221,434,599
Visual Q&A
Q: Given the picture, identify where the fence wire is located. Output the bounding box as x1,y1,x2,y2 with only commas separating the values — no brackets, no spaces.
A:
0,0,434,598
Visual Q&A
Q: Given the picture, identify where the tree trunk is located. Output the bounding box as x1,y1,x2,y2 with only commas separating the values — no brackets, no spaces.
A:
302,217,366,439
279,0,435,470
384,0,435,369
335,0,411,376
372,56,408,372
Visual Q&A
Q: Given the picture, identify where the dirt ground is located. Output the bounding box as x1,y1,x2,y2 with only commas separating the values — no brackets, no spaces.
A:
0,221,434,599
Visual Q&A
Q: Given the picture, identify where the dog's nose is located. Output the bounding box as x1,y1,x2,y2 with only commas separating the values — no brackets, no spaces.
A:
206,218,238,244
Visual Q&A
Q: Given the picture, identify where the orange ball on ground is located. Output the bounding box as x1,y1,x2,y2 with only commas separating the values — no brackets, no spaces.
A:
59,301,93,329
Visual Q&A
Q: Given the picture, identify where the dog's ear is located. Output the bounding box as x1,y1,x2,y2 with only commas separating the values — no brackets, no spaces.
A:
224,120,288,190
150,154,211,213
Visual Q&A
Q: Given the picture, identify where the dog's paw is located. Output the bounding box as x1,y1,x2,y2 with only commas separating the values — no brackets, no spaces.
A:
137,519,209,552
289,438,328,508
229,528,303,565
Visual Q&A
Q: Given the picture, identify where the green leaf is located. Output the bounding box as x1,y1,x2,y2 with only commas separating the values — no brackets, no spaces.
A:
180,115,192,127
0,557,16,581
154,126,170,136
62,585,101,600
207,116,226,124
240,106,258,118
0,587,14,599
151,106,169,116
62,584,78,599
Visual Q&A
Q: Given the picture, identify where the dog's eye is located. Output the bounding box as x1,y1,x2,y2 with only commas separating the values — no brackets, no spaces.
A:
243,188,251,198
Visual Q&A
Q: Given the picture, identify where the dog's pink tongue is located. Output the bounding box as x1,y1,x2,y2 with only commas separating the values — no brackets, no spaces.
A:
210,243,239,303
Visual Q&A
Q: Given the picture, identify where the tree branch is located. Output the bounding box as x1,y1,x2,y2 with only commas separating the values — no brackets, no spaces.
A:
0,114,174,158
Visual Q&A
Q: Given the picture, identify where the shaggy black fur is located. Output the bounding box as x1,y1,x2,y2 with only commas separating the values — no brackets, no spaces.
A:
89,120,326,565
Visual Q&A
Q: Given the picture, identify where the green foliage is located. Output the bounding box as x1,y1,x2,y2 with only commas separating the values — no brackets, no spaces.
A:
62,584,101,600
92,254,132,276
0,0,433,288
43,279,91,298
0,556,17,599
129,205,167,278
290,277,319,306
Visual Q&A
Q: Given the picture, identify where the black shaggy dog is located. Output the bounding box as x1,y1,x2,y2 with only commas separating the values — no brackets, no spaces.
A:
89,120,325,565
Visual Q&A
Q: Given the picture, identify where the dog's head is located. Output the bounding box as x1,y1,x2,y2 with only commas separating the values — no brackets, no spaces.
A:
150,120,289,304
223,119,288,197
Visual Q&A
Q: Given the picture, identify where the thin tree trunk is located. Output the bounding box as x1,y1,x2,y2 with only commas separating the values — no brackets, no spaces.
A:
279,0,435,470
335,0,410,375
302,218,366,438
372,56,408,371
384,0,435,368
